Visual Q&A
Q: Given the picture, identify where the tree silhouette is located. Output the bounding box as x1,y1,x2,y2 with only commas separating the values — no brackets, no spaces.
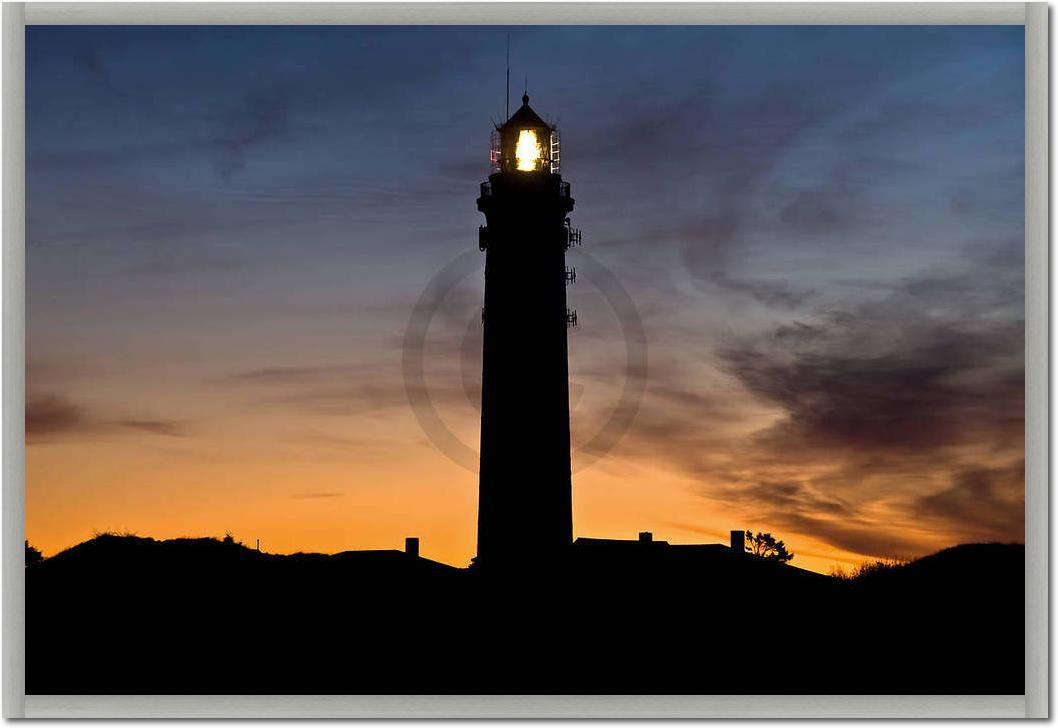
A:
25,540,43,566
745,531,793,563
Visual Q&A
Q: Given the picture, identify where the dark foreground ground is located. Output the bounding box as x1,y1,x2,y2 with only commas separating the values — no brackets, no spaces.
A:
27,536,1023,694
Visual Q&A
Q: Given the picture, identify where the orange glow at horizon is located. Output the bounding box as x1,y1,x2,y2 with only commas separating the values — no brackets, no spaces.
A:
26,421,979,576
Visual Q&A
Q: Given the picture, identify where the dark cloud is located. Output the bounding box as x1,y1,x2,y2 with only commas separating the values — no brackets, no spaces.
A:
720,272,1023,457
212,91,291,182
26,394,189,444
712,274,817,310
26,395,88,439
768,511,937,559
597,80,846,308
129,248,248,277
30,70,293,186
118,419,188,438
263,383,411,416
735,480,852,517
677,213,818,310
226,363,372,385
774,162,876,237
223,361,468,417
436,158,487,183
658,521,730,541
76,45,106,82
915,463,1024,542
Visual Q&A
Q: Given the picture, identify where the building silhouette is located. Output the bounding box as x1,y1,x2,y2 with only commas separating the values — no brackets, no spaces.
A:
475,94,579,568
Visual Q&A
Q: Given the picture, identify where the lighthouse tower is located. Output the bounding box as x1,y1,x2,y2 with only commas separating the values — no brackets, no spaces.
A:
475,94,580,568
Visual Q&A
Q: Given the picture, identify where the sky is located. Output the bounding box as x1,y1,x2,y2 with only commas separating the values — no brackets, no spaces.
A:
26,25,1024,574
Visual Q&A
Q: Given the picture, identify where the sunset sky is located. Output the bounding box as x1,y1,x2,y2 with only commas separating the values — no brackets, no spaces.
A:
26,25,1024,574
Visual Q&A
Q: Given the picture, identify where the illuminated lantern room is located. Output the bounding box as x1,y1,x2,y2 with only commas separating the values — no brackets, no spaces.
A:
490,93,560,174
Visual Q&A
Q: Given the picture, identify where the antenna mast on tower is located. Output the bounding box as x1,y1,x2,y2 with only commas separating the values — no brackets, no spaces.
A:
505,33,510,121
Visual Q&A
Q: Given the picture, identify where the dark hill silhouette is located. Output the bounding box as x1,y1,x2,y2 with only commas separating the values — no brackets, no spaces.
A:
27,535,1022,694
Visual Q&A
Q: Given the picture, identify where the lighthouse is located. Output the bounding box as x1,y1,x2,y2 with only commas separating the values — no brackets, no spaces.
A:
475,94,580,568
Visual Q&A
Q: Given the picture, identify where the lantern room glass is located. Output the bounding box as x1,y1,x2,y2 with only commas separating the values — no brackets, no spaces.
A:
491,125,557,174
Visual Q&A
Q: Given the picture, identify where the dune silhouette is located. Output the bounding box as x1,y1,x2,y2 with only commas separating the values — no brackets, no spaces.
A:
26,534,1022,694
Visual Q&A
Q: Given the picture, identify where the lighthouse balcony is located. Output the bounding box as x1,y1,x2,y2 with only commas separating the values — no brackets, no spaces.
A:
564,219,582,249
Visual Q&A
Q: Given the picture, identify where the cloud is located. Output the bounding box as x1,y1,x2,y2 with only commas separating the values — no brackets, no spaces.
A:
914,463,1024,542
223,363,404,414
604,254,1023,559
719,271,1023,457
212,91,291,182
766,511,937,559
290,491,345,499
222,360,470,418
658,521,730,541
26,394,189,444
26,395,88,439
129,246,247,277
75,44,106,82
226,363,373,385
118,419,189,438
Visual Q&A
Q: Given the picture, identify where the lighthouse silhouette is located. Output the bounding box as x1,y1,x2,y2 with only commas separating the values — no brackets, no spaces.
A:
475,93,580,568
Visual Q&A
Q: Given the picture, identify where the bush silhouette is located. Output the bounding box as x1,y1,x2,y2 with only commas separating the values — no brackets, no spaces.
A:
25,540,42,566
830,558,907,581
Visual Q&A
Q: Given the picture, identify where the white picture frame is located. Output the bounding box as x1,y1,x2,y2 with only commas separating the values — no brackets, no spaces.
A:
2,2,1047,718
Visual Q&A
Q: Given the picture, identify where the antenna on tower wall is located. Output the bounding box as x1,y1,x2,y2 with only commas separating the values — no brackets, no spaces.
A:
505,33,510,121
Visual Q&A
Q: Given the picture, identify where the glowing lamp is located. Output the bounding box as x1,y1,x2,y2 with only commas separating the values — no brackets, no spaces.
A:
490,93,558,174
515,129,542,171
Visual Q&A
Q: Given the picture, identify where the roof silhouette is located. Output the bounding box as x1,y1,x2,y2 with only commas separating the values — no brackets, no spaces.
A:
499,93,551,131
